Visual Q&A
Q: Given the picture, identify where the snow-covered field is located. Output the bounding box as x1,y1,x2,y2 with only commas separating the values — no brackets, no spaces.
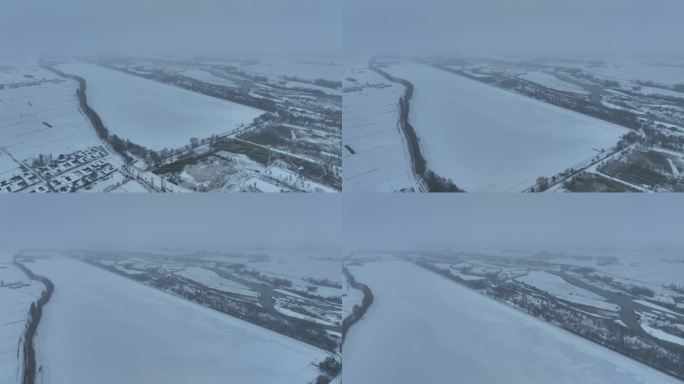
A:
528,250,684,304
642,324,684,347
518,71,589,96
636,86,684,99
344,261,680,384
31,257,327,384
236,58,341,83
179,69,239,88
516,271,619,311
343,63,421,192
175,266,257,297
0,63,101,162
385,63,628,192
249,253,342,284
56,62,265,151
0,253,42,384
110,179,149,193
585,60,684,88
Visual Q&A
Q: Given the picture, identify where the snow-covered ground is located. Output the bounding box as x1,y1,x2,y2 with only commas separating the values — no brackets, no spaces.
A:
642,325,684,347
343,63,421,192
516,271,619,311
0,63,102,162
635,86,684,99
56,62,265,151
518,71,589,96
179,69,239,88
249,254,341,284
31,257,327,384
584,60,684,89
110,179,149,193
175,267,258,298
236,58,341,83
344,261,680,384
0,252,42,384
528,250,684,304
384,63,627,192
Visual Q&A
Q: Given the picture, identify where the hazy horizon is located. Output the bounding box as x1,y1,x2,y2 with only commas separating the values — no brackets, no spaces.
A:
0,0,342,58
344,0,684,58
0,195,342,253
344,194,684,253
3,0,683,59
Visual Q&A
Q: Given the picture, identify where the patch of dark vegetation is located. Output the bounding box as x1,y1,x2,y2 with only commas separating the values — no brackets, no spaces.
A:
599,150,684,191
564,172,640,192
315,356,342,383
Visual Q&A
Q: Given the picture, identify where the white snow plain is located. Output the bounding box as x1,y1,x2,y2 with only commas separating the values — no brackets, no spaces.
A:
31,257,327,384
343,261,681,384
385,63,628,192
56,62,265,151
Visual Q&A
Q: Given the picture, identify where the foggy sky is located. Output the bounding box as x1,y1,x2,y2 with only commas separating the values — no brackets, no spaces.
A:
344,194,684,252
0,0,341,57
0,195,341,252
344,0,684,57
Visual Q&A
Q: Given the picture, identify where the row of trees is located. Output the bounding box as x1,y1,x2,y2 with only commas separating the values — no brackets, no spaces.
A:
341,266,374,347
372,64,463,192
13,258,55,384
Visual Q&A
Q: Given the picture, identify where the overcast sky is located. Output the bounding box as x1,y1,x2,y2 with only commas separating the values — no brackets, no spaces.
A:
344,194,684,253
2,0,681,58
0,0,341,57
0,195,341,252
345,0,684,57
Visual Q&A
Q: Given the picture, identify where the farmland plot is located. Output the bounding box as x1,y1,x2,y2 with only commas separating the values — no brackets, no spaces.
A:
385,63,627,192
